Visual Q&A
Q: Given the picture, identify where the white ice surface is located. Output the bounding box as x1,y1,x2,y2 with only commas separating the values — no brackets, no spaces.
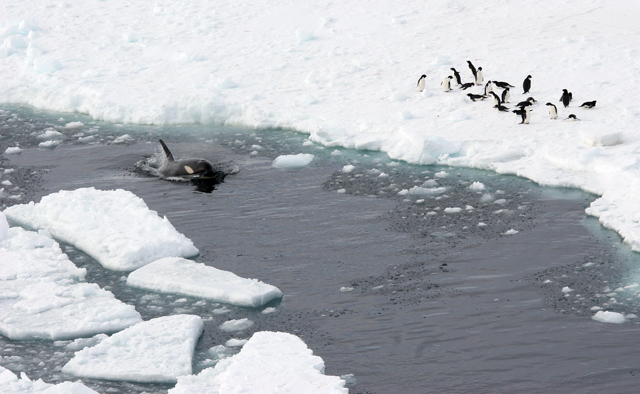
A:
3,2,640,249
592,310,627,324
0,213,142,340
126,257,283,307
3,188,199,271
0,366,98,394
272,153,314,169
169,331,347,394
62,314,204,384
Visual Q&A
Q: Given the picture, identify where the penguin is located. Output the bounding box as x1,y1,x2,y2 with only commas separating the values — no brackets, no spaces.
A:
475,66,484,85
501,87,510,103
515,97,535,108
460,82,475,90
560,89,572,107
523,75,532,94
493,81,514,89
467,93,487,101
522,107,531,124
580,100,596,108
442,76,453,92
526,97,537,104
467,61,477,79
546,102,558,119
484,81,493,95
417,74,426,92
494,104,509,112
566,114,579,121
450,68,462,85
489,91,501,106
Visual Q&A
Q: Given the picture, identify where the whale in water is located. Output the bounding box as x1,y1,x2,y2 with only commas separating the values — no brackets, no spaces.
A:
159,139,220,179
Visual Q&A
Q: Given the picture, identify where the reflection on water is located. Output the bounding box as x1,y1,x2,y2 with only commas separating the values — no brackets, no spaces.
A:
2,105,640,394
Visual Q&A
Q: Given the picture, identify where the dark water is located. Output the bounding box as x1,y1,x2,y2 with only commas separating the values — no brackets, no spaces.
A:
1,105,640,393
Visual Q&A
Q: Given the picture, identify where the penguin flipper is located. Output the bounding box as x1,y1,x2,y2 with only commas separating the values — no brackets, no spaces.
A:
159,139,175,162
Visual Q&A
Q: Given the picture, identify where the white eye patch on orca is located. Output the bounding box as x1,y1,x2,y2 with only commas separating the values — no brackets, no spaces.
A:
184,165,194,174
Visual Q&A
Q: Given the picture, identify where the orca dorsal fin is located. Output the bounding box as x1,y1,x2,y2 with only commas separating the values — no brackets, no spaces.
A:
159,139,175,162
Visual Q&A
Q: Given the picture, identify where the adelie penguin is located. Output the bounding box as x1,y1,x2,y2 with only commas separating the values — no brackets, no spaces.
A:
522,75,532,94
515,97,535,108
545,102,558,119
484,81,493,95
501,87,510,104
475,66,484,85
560,89,572,107
417,74,427,92
513,107,531,124
492,81,513,89
460,82,475,90
494,104,509,112
467,60,477,79
450,68,462,85
580,100,597,108
442,76,453,92
467,93,487,102
565,114,580,121
489,91,501,106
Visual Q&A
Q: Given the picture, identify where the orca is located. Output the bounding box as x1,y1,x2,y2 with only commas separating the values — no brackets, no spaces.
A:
158,139,223,181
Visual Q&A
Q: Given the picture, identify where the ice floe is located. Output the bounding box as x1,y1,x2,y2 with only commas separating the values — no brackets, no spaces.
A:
3,188,199,271
126,257,283,308
272,154,314,169
0,366,98,394
169,331,347,394
0,213,142,340
62,315,204,383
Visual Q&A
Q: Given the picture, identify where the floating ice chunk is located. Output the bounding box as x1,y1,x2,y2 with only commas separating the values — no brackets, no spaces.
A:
561,286,573,293
62,315,204,383
0,213,142,340
37,129,64,139
0,366,99,393
480,193,494,203
341,164,355,173
339,286,354,292
408,186,447,196
63,121,84,129
477,222,487,227
336,188,346,194
592,311,626,324
444,207,462,213
170,331,348,394
331,150,342,156
341,374,357,385
127,257,283,307
261,307,277,314
225,338,248,347
434,171,448,178
111,134,133,144
4,147,22,155
504,229,519,235
302,140,314,146
469,182,486,191
38,140,61,149
4,188,199,271
219,318,254,332
33,56,62,73
494,199,507,205
272,153,314,169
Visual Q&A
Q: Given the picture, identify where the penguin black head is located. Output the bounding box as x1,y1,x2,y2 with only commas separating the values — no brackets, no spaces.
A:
527,75,532,79
545,102,554,106
527,97,537,103
478,67,483,71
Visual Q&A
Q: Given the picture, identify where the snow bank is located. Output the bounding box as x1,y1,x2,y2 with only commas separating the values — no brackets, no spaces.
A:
126,257,283,307
0,213,142,340
3,188,198,271
62,315,204,384
0,366,98,394
3,1,640,251
170,331,348,394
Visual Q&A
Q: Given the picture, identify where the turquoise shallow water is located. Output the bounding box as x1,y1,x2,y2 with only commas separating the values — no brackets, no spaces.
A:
1,105,640,393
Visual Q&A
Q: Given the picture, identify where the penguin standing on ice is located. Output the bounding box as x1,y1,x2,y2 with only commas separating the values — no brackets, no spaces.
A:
560,89,572,107
450,68,462,85
489,91,501,106
580,100,597,108
417,74,427,92
523,75,532,94
484,81,493,95
501,87,510,103
513,107,531,124
546,102,558,119
475,67,484,85
442,76,453,92
467,61,477,80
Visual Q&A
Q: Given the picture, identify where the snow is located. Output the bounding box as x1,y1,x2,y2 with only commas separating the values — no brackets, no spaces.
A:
127,257,283,307
169,331,348,394
3,188,199,271
3,0,640,251
0,213,142,340
592,310,627,324
62,315,204,384
219,318,254,332
272,153,314,169
0,366,98,394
